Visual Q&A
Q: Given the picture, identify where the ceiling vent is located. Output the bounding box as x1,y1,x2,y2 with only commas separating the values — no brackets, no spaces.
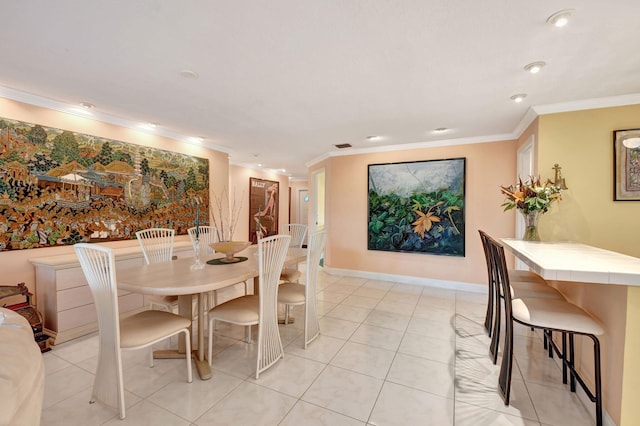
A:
334,143,352,149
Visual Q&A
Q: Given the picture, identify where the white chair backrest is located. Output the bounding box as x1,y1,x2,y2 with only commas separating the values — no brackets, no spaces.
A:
256,234,290,377
74,243,124,409
305,230,326,297
135,228,174,264
282,224,307,248
188,226,218,254
303,230,325,347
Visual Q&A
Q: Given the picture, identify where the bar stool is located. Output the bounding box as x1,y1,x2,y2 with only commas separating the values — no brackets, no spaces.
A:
479,230,564,364
487,234,605,426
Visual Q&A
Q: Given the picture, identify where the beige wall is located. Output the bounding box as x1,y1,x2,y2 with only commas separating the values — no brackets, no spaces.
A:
315,140,519,288
0,98,229,300
228,165,289,241
288,180,308,226
537,104,640,425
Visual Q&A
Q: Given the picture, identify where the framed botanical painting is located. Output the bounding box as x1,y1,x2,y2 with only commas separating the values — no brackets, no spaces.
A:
368,158,466,256
614,128,640,201
249,177,279,243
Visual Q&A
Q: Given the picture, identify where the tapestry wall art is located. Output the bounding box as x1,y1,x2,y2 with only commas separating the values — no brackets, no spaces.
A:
0,116,209,251
368,158,466,256
249,177,279,243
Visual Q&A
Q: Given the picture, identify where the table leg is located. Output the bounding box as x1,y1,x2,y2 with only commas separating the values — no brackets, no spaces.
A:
152,293,212,380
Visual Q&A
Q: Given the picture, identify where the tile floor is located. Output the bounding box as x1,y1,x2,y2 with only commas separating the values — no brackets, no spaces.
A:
40,269,598,425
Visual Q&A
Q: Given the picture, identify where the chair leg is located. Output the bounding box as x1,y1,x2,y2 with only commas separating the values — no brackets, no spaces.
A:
498,305,514,405
590,335,603,426
284,305,290,325
562,332,567,384
184,329,193,383
207,319,214,367
484,278,494,336
489,295,501,364
569,334,576,392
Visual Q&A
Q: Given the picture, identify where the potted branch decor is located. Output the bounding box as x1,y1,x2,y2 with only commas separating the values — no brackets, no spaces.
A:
209,187,248,263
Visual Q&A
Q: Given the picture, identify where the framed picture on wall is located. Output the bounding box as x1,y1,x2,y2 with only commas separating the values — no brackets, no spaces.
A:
368,157,466,256
614,128,640,201
249,177,279,243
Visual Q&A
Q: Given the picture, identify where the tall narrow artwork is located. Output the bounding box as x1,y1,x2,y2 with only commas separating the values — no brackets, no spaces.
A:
249,177,279,243
0,116,209,251
613,128,640,201
368,158,466,256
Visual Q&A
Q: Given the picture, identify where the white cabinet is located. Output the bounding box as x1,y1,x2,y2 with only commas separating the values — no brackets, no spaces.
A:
29,242,193,344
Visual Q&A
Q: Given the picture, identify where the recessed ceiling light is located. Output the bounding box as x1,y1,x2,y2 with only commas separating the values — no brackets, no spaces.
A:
524,61,546,74
433,127,448,133
80,102,94,109
139,122,157,130
366,135,382,142
186,136,203,144
510,93,527,103
546,9,574,27
179,70,199,79
257,163,263,167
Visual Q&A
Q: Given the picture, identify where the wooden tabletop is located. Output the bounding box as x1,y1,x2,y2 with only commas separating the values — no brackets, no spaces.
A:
117,245,307,295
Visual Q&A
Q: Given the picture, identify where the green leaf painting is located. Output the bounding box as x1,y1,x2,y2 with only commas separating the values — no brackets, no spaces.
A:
368,158,465,256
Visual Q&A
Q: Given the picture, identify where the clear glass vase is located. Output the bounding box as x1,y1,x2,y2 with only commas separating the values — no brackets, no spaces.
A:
190,239,206,270
521,211,541,241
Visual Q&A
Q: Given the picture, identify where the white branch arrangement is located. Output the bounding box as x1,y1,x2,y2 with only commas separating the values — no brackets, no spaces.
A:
209,187,244,242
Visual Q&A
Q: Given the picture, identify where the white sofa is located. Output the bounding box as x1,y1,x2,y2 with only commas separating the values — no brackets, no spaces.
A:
0,307,45,426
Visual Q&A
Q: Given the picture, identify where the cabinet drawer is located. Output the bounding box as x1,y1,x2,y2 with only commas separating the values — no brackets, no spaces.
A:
56,267,89,291
57,292,145,331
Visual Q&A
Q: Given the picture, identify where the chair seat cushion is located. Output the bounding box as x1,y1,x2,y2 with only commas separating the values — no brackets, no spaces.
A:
208,295,259,325
512,297,605,336
278,282,306,304
511,281,563,299
280,268,302,282
120,310,191,348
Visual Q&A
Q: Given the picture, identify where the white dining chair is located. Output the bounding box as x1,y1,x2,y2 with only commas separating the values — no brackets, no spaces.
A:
278,230,326,348
135,228,179,312
74,243,192,420
280,223,307,282
207,234,291,378
187,225,218,257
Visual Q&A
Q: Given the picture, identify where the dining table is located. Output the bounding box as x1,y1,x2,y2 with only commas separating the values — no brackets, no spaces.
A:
500,238,640,425
117,245,307,380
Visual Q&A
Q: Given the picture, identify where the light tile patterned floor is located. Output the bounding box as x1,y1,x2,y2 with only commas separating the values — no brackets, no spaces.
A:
40,268,598,425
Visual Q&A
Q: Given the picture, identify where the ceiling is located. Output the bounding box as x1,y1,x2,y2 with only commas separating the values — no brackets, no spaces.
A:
1,1,640,179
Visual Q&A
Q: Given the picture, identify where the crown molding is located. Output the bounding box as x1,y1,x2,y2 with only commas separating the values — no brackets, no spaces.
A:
306,132,516,169
0,85,232,154
532,93,640,115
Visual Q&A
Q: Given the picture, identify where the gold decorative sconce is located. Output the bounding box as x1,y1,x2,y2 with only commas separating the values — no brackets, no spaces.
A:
552,164,568,190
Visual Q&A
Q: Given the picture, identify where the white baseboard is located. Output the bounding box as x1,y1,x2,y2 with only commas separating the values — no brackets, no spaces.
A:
322,266,487,294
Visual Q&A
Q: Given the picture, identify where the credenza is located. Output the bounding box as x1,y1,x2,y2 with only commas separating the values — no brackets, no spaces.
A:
29,241,193,345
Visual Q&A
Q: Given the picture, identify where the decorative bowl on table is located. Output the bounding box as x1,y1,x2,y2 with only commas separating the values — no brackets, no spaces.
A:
209,241,251,263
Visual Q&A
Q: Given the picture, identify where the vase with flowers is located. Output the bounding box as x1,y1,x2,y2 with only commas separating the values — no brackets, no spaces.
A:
500,176,562,241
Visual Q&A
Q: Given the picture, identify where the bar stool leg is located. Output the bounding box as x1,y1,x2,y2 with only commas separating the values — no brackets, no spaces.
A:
591,335,603,426
569,334,576,392
562,332,568,385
